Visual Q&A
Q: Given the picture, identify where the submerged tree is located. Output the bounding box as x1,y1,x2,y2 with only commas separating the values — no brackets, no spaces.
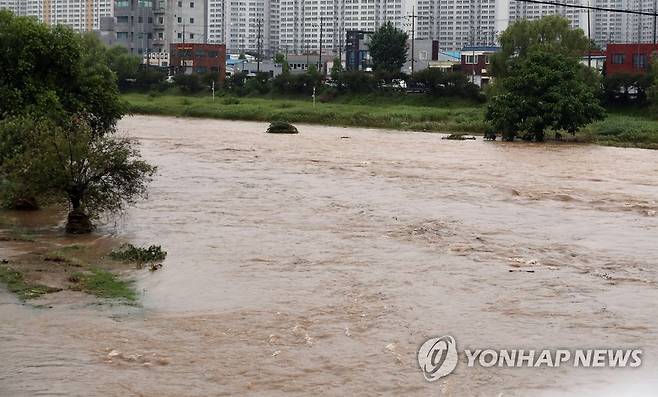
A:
368,21,408,75
1,116,156,233
486,51,605,141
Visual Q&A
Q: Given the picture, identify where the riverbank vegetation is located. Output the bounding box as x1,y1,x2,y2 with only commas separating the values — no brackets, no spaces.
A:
0,265,60,300
69,268,136,301
0,211,149,303
0,11,159,303
124,92,487,132
122,92,658,149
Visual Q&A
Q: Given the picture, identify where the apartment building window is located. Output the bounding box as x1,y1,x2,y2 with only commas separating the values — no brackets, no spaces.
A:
177,17,182,23
195,49,205,57
208,51,219,58
159,17,164,24
465,54,478,64
190,1,194,7
190,17,194,23
190,33,195,39
116,0,128,7
117,32,129,40
177,32,182,38
633,53,647,69
611,53,624,64
158,32,164,39
178,1,182,6
195,66,207,73
148,17,153,23
138,16,143,23
116,16,128,23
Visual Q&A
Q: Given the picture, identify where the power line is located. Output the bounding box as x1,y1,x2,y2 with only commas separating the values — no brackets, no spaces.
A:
514,0,657,17
515,0,658,44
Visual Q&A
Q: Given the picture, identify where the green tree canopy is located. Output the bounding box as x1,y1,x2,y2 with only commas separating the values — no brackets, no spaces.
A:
106,45,141,86
491,15,590,77
330,57,344,80
486,50,605,141
368,21,408,74
0,12,124,135
274,52,290,74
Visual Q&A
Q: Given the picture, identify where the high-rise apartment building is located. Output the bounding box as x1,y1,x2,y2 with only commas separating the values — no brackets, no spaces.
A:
1,0,113,31
3,0,656,60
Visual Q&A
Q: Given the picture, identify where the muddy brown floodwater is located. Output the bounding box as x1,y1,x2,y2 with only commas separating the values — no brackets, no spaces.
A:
2,115,658,396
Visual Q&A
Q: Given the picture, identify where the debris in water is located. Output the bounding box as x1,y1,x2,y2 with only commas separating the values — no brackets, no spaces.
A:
442,133,476,140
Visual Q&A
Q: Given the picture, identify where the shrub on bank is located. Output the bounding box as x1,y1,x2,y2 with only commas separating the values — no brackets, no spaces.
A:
266,121,299,134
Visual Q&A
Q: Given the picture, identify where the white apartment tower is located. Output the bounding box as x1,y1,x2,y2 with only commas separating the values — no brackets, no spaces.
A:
1,0,112,31
210,0,279,55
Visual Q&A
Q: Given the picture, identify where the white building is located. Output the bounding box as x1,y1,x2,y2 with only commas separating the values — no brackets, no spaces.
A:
592,0,657,46
1,0,113,31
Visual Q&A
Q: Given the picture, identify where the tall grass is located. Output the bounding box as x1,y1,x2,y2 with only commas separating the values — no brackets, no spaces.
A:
123,93,488,133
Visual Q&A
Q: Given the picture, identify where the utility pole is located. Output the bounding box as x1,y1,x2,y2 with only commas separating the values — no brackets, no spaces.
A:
257,18,262,73
338,22,343,65
318,15,324,74
587,5,592,68
409,6,417,74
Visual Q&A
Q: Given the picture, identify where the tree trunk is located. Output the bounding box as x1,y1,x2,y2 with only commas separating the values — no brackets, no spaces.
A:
65,209,93,234
65,193,92,234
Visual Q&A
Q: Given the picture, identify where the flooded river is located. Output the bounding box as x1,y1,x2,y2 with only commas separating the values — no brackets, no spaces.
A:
2,115,658,396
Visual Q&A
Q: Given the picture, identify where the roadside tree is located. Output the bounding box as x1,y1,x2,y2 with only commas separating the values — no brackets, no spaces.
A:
368,22,408,75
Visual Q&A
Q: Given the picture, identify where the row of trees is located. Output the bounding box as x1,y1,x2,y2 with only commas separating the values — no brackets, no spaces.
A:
166,65,485,102
0,11,155,233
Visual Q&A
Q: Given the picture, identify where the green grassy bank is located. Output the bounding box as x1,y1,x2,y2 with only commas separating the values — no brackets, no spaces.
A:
123,93,487,133
122,93,658,149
